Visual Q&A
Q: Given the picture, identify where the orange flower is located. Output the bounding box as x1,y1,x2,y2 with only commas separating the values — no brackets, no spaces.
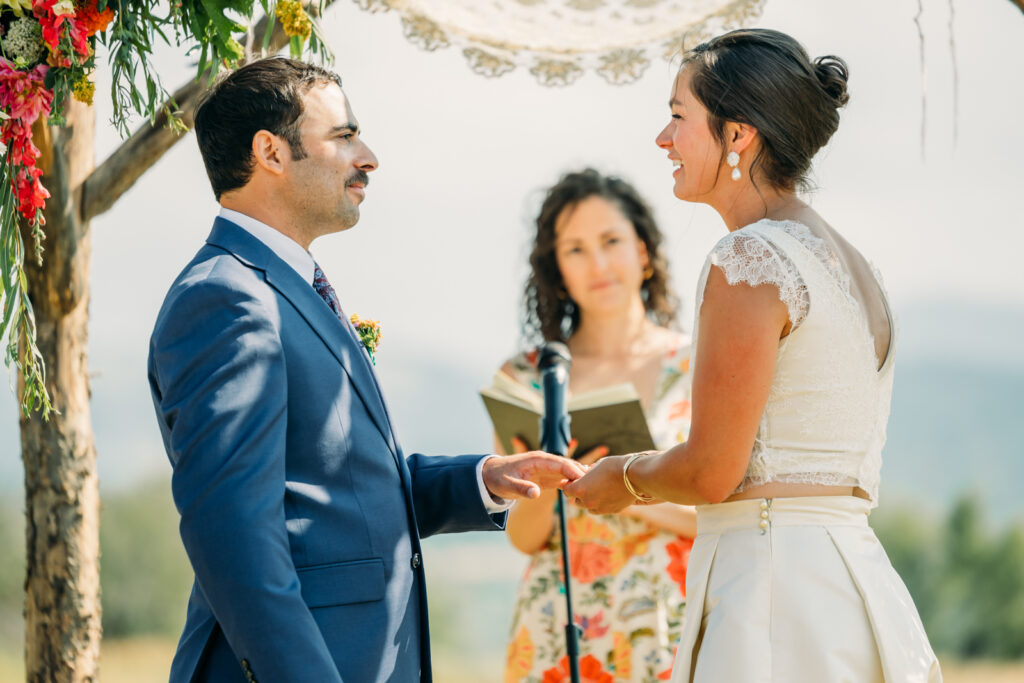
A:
568,515,615,543
608,530,655,575
679,357,690,373
542,654,613,683
657,646,678,680
665,536,694,597
75,1,114,36
668,399,691,422
611,632,632,679
505,627,534,682
568,541,612,584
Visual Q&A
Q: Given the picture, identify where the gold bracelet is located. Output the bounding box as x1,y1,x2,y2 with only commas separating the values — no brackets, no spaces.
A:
623,452,654,503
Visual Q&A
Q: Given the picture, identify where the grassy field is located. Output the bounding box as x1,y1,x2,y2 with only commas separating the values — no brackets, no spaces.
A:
0,638,1022,682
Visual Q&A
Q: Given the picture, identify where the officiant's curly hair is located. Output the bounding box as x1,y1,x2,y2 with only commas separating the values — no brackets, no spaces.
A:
194,57,343,200
523,169,678,344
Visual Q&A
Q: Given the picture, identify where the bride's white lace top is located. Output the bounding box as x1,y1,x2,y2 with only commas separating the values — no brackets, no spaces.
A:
693,219,895,506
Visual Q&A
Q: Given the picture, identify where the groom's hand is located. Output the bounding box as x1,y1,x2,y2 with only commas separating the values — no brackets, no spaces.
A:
482,452,586,501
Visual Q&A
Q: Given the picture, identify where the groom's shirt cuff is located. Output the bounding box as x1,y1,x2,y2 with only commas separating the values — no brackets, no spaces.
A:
477,455,514,513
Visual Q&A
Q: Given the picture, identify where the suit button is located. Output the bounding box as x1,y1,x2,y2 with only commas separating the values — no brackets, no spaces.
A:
411,553,422,569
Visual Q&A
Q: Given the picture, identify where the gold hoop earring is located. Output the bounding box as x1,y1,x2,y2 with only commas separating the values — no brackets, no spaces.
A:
642,266,654,281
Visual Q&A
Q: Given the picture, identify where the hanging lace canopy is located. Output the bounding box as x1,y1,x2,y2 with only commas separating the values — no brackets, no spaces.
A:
351,0,766,86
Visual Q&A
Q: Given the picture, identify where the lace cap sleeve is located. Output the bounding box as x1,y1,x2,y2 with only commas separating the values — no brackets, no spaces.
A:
708,228,809,328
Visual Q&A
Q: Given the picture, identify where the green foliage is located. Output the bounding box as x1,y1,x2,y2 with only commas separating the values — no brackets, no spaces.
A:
10,485,1020,659
874,494,1024,659
0,499,25,652
0,154,50,419
1,1,335,417
99,480,193,637
103,0,185,137
0,482,193,648
174,0,250,81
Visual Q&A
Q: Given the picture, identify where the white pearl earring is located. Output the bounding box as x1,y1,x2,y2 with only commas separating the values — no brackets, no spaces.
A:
727,151,741,181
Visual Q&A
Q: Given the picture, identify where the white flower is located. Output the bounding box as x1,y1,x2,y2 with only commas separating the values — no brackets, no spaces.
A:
2,17,45,67
52,0,76,16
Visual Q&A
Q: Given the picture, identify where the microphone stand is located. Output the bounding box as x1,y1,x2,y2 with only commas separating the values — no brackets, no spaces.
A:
538,343,580,683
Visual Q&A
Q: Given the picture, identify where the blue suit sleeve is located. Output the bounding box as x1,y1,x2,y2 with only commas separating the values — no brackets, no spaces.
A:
406,453,507,538
149,277,343,682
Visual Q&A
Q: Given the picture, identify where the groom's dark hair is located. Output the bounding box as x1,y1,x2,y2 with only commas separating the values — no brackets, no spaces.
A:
194,57,343,200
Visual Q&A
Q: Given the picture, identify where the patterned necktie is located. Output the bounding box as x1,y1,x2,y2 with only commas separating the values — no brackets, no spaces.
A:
312,262,345,320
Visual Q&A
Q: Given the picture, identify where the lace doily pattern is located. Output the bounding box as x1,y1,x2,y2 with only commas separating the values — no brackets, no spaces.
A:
349,0,765,86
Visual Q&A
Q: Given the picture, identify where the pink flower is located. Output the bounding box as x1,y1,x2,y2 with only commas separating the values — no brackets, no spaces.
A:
574,610,610,640
0,59,53,126
0,58,53,220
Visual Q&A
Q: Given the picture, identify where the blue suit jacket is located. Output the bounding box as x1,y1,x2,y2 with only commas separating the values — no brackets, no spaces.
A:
148,218,505,682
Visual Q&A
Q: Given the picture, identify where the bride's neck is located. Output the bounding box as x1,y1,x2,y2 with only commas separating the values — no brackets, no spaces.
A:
716,186,807,232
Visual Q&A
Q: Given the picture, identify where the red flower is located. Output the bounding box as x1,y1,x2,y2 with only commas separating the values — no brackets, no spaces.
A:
542,654,613,683
34,0,90,61
665,536,694,597
15,165,49,220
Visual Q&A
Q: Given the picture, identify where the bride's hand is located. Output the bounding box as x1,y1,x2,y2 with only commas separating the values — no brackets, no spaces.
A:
563,455,646,514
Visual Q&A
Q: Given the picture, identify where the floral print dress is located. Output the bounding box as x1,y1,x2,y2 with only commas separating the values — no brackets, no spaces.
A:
503,341,694,683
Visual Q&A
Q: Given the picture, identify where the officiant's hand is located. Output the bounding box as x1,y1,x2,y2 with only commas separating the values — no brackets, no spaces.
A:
483,451,586,501
563,454,643,514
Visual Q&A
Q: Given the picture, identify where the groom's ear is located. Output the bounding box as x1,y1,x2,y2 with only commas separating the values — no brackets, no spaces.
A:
251,130,287,176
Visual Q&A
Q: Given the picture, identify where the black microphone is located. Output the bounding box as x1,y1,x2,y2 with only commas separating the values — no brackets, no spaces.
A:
538,341,582,683
538,342,572,457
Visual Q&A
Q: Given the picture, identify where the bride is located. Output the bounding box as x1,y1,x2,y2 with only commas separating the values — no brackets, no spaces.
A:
564,28,942,682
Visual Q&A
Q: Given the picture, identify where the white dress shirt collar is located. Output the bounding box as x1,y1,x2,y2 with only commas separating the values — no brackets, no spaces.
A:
219,211,508,513
219,207,316,285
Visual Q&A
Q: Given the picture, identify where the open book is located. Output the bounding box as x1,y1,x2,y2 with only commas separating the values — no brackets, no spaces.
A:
480,370,656,458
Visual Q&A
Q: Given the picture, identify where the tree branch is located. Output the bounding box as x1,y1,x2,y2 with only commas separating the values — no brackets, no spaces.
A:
81,3,335,222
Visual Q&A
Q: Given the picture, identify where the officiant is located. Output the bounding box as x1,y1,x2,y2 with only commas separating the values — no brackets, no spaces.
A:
495,169,697,682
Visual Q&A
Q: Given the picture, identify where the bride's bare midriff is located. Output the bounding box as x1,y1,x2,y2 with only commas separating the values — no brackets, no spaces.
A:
723,482,871,503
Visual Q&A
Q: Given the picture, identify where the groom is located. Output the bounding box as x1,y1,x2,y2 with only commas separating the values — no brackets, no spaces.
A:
148,57,582,683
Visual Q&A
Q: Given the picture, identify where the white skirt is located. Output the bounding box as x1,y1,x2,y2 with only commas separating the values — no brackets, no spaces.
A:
670,496,942,683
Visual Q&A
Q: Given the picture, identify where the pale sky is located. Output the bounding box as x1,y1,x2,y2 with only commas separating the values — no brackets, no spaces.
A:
1,0,1022,490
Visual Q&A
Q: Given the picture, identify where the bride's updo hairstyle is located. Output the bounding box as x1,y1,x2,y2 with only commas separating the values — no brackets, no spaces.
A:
682,28,849,193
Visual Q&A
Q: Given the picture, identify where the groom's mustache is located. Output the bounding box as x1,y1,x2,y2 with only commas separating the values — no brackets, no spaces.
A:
346,171,370,188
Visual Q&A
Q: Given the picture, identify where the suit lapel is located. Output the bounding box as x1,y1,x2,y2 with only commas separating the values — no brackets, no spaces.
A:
206,218,400,462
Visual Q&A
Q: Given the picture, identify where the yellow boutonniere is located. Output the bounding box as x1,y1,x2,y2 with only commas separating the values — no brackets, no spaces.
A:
350,314,382,364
